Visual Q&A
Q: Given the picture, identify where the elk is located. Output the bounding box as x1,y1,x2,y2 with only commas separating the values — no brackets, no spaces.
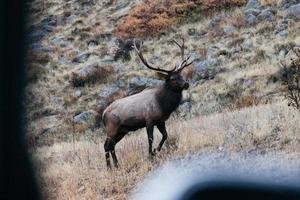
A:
102,38,193,169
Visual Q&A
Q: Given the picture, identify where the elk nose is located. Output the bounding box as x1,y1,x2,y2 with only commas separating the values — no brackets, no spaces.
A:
183,82,189,89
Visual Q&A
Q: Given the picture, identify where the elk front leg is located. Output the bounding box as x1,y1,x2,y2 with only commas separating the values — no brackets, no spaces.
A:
157,122,168,151
146,123,156,157
104,138,112,169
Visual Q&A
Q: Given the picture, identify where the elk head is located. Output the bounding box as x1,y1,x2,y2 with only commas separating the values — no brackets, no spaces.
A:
133,38,193,92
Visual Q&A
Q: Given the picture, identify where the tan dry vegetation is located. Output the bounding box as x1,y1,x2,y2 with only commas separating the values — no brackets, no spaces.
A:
114,0,247,38
260,0,280,7
25,0,300,199
25,1,300,145
32,102,300,199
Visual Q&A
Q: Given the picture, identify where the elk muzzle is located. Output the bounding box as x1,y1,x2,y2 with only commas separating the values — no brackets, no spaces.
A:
183,82,189,90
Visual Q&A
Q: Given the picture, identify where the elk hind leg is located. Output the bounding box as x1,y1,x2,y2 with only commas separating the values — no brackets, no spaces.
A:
104,138,115,169
110,131,127,168
146,123,156,157
111,149,119,168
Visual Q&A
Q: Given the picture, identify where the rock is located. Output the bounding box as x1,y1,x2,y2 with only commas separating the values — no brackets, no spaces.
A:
241,40,254,51
58,55,70,65
244,8,261,17
275,19,290,34
238,78,255,88
258,8,276,22
28,30,48,44
245,0,261,10
72,52,91,63
285,4,300,20
30,43,53,53
99,84,121,99
244,1,262,26
223,26,237,36
128,77,163,95
206,46,219,58
41,15,57,26
51,36,72,48
74,111,95,125
208,14,226,29
51,96,64,108
279,49,288,60
245,13,258,26
70,63,114,87
190,51,203,61
196,58,219,69
27,15,58,44
75,90,82,98
194,58,220,80
81,0,96,6
279,0,300,9
277,30,289,38
66,14,77,24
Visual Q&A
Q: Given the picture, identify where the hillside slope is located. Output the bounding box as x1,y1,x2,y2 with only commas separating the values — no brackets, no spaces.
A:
25,0,300,199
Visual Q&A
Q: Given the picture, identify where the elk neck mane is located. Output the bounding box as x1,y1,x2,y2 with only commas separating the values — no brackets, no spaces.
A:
156,82,183,116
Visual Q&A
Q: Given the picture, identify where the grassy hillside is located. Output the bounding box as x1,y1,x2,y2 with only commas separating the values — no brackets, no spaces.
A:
25,0,300,199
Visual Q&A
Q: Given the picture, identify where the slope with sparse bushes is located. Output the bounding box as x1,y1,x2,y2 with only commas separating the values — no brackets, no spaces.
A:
25,0,300,199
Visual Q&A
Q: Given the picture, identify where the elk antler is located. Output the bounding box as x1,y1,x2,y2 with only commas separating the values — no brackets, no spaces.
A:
171,37,193,72
171,38,185,62
133,40,176,74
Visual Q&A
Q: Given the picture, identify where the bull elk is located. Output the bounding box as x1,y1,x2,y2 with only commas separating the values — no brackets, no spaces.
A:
102,38,193,168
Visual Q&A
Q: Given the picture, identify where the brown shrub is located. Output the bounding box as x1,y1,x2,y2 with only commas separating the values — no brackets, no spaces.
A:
114,0,246,39
233,94,261,109
261,0,279,7
27,51,51,64
227,9,246,29
256,22,276,35
70,64,114,87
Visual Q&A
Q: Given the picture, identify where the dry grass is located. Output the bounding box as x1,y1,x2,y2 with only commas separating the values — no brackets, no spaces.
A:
70,64,115,87
227,9,246,29
25,0,300,146
25,1,300,199
114,0,246,39
32,102,300,199
261,0,280,7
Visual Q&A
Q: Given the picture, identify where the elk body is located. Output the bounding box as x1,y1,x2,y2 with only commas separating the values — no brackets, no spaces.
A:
102,39,193,168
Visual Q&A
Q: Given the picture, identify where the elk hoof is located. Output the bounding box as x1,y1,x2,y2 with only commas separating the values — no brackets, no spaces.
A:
149,150,156,157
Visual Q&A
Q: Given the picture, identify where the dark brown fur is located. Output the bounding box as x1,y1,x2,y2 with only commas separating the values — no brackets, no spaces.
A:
102,73,189,168
102,39,193,169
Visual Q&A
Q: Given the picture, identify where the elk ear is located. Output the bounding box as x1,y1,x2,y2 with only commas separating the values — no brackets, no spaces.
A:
156,72,169,79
